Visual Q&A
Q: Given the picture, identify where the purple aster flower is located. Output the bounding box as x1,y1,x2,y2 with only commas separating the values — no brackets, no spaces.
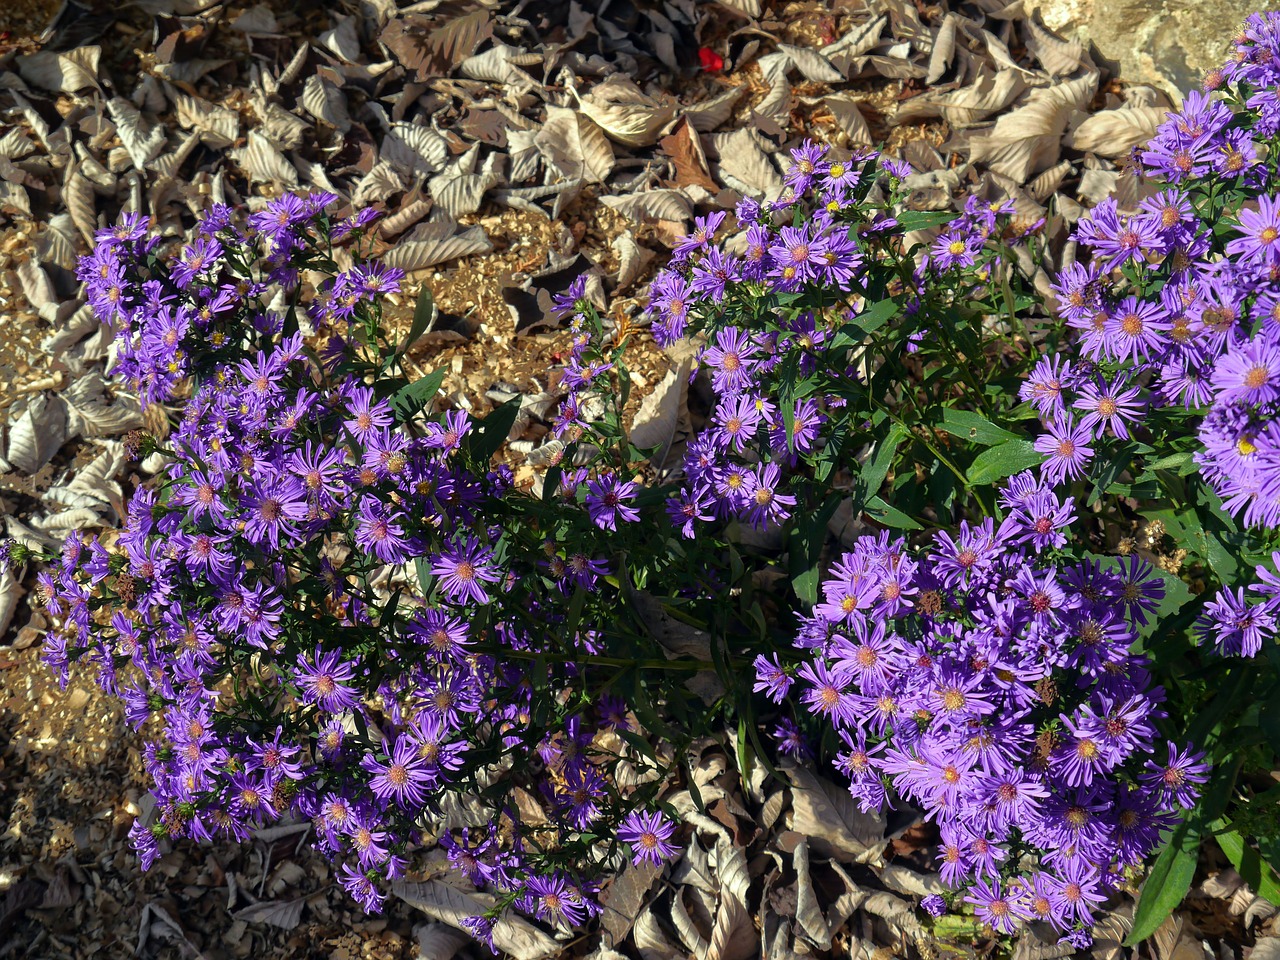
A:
1211,337,1280,405
753,654,793,702
920,894,946,918
363,735,434,809
690,246,741,302
931,230,982,270
1105,296,1171,364
295,647,361,713
964,878,1029,935
1073,377,1145,439
666,486,715,538
431,537,502,606
741,462,797,529
618,810,680,866
1020,354,1076,418
1035,416,1094,484
1194,586,1273,656
1141,741,1210,811
1225,194,1280,267
773,716,812,759
354,498,414,564
584,473,640,531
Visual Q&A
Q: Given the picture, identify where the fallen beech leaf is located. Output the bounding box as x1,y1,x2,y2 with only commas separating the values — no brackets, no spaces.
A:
392,880,559,960
600,860,662,947
233,895,306,930
575,76,678,148
783,759,887,864
1065,106,1169,159
536,106,615,183
660,117,718,192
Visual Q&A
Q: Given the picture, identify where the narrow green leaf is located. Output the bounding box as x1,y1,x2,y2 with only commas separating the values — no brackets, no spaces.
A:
1216,828,1280,904
399,283,435,356
865,495,921,529
390,367,447,423
936,408,1020,447
966,439,1043,486
1125,820,1201,945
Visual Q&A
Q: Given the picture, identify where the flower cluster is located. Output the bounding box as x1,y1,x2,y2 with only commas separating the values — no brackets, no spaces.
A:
40,195,680,924
769,471,1206,939
639,139,1037,544
1030,12,1280,527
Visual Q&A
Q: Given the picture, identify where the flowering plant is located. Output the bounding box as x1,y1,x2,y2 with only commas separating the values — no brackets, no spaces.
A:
1021,12,1280,938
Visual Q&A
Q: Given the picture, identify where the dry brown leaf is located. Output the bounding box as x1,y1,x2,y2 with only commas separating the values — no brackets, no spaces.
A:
107,97,166,171
784,760,886,864
382,122,450,176
710,0,763,17
230,131,298,187
777,43,844,83
576,77,678,147
301,75,351,132
17,46,101,93
927,13,959,84
683,86,746,133
233,895,305,930
1024,16,1086,77
633,904,682,960
792,841,831,949
659,117,717,193
536,106,615,183
969,73,1097,182
392,880,560,960
600,189,692,226
600,860,662,948
8,395,68,475
714,128,782,195
1065,106,1169,159
612,231,653,291
629,356,691,474
381,9,494,81
381,222,491,272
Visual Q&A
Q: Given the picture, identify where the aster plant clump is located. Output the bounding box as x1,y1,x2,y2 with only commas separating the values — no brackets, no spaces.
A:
1017,12,1280,938
774,469,1207,943
19,195,702,930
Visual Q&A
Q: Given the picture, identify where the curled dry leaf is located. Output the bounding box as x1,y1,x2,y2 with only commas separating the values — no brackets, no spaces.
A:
415,922,470,960
600,860,663,948
683,86,746,133
18,46,102,93
233,894,306,930
660,117,717,192
776,43,844,83
536,106,615,183
8,394,68,475
783,759,887,865
629,357,692,475
0,569,22,640
391,880,560,960
612,231,653,291
575,76,678,148
969,73,1098,182
106,97,166,171
713,128,783,195
230,131,299,187
380,222,492,272
1064,106,1170,159
600,189,693,226
792,841,832,949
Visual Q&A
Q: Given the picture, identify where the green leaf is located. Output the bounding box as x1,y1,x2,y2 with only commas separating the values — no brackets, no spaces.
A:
860,423,908,501
789,494,843,607
966,439,1042,486
390,367,447,423
865,495,921,529
466,396,522,465
1216,827,1280,904
935,408,1020,447
399,283,435,357
894,210,958,232
1125,820,1201,945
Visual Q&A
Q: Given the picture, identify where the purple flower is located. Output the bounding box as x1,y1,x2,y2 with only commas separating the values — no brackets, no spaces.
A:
1072,377,1145,439
1035,416,1094,483
363,735,434,809
753,654,793,702
1194,586,1273,656
964,878,1029,935
295,647,361,713
1142,741,1210,811
584,473,640,531
920,894,946,918
431,537,502,606
618,810,680,866
1225,194,1280,267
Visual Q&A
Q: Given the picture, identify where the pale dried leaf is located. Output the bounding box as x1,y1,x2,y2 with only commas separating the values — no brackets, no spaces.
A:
391,880,559,960
320,16,361,62
629,357,691,473
826,15,888,58
599,189,692,225
715,128,782,194
711,0,762,14
8,395,68,475
792,841,831,949
381,225,491,272
64,164,98,243
353,161,406,205
927,13,958,84
1024,16,1085,77
18,46,101,93
382,122,449,176
969,73,1097,182
576,76,677,148
259,102,310,151
1065,106,1169,159
600,860,662,948
301,75,351,131
231,5,279,34
777,43,843,83
233,896,305,930
0,570,21,639
878,863,944,897
230,131,298,187
713,838,750,904
414,923,470,959
784,760,886,864
670,888,711,958
107,97,166,170
612,231,653,291
707,894,755,960
683,86,745,133
536,106,614,183
633,904,681,960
